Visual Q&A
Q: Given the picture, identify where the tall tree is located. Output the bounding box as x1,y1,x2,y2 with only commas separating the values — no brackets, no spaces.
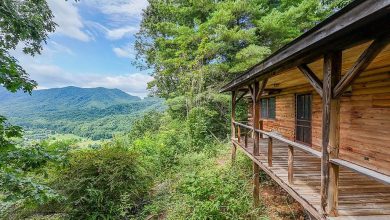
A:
0,0,60,205
135,0,350,99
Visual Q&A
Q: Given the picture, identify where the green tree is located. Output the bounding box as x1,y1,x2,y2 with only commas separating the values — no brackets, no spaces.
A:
135,0,347,100
134,0,349,142
0,0,56,93
0,0,59,208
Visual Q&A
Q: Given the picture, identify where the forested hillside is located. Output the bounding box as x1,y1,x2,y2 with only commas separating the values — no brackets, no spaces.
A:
0,86,164,139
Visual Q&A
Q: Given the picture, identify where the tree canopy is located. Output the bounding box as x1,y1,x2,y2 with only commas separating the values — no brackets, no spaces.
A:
135,0,350,99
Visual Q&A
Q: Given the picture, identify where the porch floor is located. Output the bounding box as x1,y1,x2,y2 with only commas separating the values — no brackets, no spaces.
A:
232,137,390,220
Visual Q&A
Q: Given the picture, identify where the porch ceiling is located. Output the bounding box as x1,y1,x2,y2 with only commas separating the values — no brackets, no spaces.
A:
265,42,390,90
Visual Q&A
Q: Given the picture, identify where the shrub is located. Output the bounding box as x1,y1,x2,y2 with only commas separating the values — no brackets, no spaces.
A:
54,145,152,219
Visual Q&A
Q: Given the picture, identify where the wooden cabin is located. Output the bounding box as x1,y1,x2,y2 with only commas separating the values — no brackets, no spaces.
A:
221,1,390,219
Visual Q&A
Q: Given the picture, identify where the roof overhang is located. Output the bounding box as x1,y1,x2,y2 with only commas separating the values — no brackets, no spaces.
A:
220,0,390,92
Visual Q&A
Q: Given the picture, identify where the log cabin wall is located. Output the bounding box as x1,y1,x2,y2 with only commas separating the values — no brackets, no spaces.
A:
247,85,323,151
247,69,390,175
339,70,390,175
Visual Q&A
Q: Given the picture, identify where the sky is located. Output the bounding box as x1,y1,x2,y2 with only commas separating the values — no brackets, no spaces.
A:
11,0,152,98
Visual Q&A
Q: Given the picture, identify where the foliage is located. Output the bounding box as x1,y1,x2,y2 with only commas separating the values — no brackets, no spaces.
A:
0,0,59,213
0,0,56,93
135,0,345,99
139,144,268,220
53,145,152,219
0,137,68,218
127,110,164,143
0,115,23,150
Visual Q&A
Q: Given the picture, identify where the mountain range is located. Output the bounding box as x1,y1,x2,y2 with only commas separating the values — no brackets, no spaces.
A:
0,86,164,140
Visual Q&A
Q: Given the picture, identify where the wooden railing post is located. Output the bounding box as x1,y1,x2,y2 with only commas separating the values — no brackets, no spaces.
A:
231,91,237,163
244,132,248,148
250,82,261,207
268,137,273,167
288,145,294,184
237,125,241,143
253,161,260,207
259,120,264,139
321,51,341,217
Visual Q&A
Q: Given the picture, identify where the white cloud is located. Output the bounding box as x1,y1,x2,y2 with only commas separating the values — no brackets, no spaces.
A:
85,22,138,40
48,0,91,42
82,73,153,97
26,64,153,98
107,26,139,40
47,41,74,56
113,44,136,59
85,0,148,21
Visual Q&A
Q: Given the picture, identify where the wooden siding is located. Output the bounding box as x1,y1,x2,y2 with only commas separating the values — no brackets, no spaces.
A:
247,70,390,175
339,71,390,175
248,88,323,151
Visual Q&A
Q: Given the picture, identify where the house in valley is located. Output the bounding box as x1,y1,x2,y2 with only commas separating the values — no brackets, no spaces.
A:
221,1,390,219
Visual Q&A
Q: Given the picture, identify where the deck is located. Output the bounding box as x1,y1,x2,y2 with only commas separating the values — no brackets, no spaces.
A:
232,136,390,220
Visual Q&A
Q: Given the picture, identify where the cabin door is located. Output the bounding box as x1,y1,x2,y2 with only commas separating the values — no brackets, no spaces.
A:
296,94,312,145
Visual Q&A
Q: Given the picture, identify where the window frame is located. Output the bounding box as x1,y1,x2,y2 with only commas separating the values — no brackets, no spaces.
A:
260,97,276,119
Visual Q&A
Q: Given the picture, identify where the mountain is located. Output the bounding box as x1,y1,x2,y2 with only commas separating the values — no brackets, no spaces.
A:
0,86,140,109
0,87,164,140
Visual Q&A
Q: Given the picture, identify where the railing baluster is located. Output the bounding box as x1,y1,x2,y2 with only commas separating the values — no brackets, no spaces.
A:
268,137,273,167
259,120,264,139
288,145,294,184
237,125,241,143
244,132,248,148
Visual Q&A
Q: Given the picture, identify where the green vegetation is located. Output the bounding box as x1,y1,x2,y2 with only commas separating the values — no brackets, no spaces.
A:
1,0,352,219
0,86,164,140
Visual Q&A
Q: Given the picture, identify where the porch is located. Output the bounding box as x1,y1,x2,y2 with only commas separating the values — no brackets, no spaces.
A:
232,122,390,219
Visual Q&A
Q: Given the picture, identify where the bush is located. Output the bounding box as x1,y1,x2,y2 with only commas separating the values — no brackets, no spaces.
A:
139,146,265,220
54,145,152,219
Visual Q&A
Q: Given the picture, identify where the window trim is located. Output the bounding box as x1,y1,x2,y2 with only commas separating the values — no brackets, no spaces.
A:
261,97,276,120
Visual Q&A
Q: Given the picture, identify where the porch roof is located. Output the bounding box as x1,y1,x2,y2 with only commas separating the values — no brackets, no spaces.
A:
220,0,390,92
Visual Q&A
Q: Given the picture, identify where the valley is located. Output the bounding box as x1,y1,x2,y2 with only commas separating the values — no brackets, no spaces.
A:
0,86,164,140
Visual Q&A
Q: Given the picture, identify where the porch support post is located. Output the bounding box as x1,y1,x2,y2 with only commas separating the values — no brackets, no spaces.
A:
252,82,260,156
321,51,341,217
231,90,237,163
251,81,261,207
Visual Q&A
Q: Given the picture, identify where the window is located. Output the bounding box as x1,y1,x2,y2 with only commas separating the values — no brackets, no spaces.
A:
261,97,276,119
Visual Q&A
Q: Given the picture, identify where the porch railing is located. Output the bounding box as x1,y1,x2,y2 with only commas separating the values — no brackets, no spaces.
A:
232,121,390,185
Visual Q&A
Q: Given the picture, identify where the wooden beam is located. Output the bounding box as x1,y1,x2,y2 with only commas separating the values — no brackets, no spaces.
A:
257,79,268,102
298,64,323,98
268,137,273,167
288,145,294,184
231,90,237,163
321,51,342,216
236,92,247,103
248,84,253,96
333,36,390,98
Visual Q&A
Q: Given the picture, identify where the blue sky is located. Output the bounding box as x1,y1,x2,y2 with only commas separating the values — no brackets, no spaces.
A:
12,0,152,98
